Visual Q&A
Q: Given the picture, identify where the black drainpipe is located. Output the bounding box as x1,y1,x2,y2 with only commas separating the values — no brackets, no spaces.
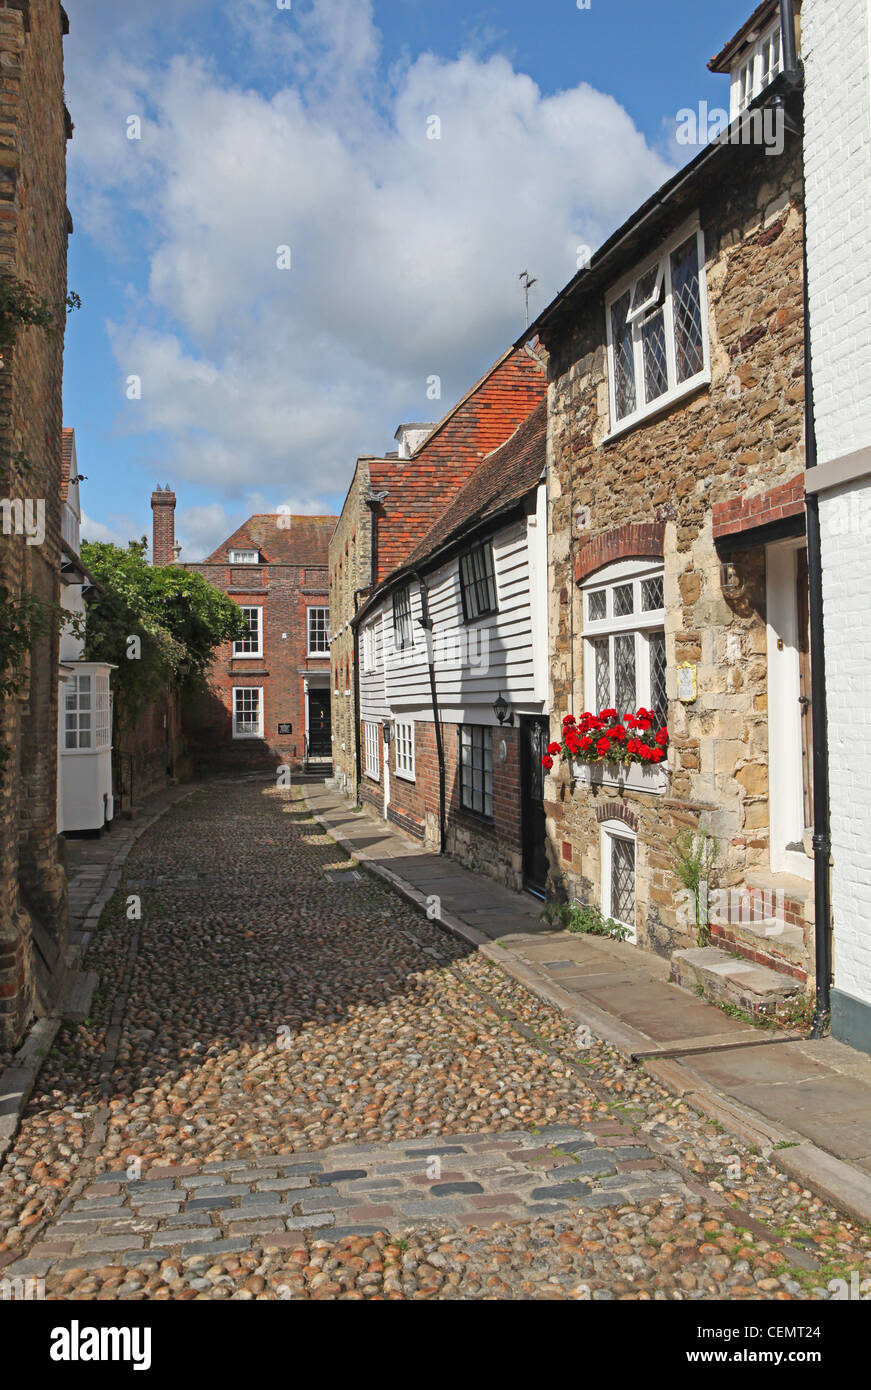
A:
780,0,832,1034
413,570,446,854
352,588,369,805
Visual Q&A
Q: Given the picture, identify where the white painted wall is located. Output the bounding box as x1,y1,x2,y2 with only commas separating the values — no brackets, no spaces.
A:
804,0,871,1020
357,493,548,732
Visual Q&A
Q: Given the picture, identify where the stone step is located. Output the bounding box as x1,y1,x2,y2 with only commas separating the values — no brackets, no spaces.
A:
671,945,801,1019
710,916,808,979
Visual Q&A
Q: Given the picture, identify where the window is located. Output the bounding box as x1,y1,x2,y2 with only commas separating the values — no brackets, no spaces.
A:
307,606,329,655
233,606,262,658
606,223,708,432
583,560,667,722
229,549,259,564
364,720,380,780
361,624,377,673
459,540,498,621
730,21,782,117
232,687,263,738
601,821,637,941
393,585,413,652
459,725,493,818
395,719,415,779
64,673,91,749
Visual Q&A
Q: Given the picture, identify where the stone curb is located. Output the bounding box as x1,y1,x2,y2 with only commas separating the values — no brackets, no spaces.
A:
0,782,200,1166
304,787,871,1232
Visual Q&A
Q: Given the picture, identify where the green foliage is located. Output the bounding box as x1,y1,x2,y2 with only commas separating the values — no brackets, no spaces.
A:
540,899,630,941
671,828,721,946
81,539,247,731
0,586,49,699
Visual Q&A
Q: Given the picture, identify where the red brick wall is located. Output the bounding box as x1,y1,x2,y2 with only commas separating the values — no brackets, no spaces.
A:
183,560,330,771
0,0,71,1044
372,718,524,889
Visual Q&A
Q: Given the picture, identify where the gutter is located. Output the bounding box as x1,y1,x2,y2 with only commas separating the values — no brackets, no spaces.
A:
412,569,446,854
779,0,832,1035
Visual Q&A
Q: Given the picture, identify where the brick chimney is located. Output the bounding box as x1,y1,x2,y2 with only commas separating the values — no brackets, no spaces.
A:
151,484,176,566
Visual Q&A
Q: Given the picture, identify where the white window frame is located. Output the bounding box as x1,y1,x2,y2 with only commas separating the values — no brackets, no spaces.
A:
601,820,637,944
233,605,263,658
730,20,783,118
307,606,329,656
64,673,92,751
232,686,263,739
394,718,415,780
361,623,377,673
581,558,667,720
229,549,259,564
363,720,380,780
605,218,710,438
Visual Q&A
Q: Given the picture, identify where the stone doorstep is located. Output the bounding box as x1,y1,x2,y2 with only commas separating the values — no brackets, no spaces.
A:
710,919,808,980
671,945,800,1018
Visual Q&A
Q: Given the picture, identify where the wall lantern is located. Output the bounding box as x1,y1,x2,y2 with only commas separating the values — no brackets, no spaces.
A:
382,720,393,744
493,692,513,726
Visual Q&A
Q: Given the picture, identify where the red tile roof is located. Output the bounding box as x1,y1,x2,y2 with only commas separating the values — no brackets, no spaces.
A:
370,346,545,582
404,400,546,567
204,514,336,566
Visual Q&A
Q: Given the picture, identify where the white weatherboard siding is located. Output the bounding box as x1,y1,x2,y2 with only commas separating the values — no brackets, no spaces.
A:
803,0,871,1049
360,501,547,729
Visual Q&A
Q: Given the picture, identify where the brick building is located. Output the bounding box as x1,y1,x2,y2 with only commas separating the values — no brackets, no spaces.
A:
329,346,546,798
177,500,337,771
0,1,74,1047
802,0,871,1051
527,2,814,1013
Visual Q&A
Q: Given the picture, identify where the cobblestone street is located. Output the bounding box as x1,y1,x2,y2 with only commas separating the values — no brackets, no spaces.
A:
1,780,869,1300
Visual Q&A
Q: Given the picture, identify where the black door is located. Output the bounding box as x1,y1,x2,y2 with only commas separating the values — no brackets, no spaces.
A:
307,689,331,757
520,716,549,896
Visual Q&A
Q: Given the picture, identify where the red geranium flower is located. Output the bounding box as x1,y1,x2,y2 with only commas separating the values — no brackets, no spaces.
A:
599,708,617,721
610,725,626,741
547,742,562,755
596,737,611,757
541,755,553,770
580,736,593,751
655,727,669,746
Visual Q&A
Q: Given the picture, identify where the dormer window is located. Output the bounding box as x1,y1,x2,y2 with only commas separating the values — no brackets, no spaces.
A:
229,549,259,564
730,20,782,117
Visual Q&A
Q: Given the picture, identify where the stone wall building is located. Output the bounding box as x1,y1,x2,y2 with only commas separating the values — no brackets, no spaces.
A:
802,0,871,1052
527,3,813,1013
180,505,336,772
0,0,73,1047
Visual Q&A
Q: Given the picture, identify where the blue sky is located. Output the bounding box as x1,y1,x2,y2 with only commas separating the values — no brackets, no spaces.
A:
63,0,755,559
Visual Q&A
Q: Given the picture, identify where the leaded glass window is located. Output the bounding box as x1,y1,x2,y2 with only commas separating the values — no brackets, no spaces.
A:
582,562,667,723
611,836,636,926
606,226,708,428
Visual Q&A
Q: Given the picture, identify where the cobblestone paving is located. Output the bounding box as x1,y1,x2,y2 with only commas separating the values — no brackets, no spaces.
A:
1,780,870,1300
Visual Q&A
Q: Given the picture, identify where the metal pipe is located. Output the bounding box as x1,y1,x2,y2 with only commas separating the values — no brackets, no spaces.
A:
413,570,446,853
783,0,832,1034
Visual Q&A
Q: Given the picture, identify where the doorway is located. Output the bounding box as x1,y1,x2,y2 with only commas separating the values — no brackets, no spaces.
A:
520,715,549,896
766,539,813,877
306,687,331,760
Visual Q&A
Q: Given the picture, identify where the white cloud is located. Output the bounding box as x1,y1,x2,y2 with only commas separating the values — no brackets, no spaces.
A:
66,0,675,511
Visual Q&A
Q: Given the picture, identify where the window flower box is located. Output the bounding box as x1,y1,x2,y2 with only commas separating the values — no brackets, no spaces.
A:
541,707,670,796
571,758,668,795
